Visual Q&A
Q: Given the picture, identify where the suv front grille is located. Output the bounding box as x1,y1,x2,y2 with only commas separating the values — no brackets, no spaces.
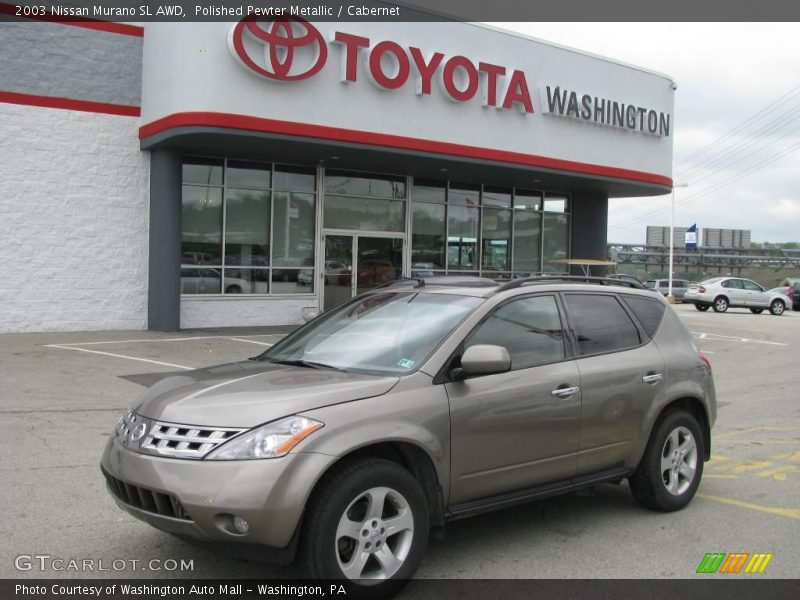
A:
141,422,244,458
102,467,192,521
117,410,246,459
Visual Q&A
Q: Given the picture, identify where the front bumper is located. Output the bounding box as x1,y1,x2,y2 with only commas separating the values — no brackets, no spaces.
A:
100,436,335,554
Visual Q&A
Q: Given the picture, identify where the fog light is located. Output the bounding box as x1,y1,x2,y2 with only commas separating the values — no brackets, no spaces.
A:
232,516,250,534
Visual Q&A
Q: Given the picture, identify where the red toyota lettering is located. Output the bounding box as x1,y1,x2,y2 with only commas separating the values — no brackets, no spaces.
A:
502,70,534,113
441,55,479,102
368,41,410,90
332,31,369,82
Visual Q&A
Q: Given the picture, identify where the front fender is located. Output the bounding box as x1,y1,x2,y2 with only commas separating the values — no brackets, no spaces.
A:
293,372,451,503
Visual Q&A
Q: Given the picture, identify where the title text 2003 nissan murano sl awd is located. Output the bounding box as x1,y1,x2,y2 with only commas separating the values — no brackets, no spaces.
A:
102,276,716,594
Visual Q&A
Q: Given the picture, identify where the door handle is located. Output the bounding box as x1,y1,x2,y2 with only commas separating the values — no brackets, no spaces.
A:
551,385,580,398
642,373,664,384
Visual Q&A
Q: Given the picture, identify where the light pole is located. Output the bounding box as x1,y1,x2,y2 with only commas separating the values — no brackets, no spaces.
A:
667,183,689,303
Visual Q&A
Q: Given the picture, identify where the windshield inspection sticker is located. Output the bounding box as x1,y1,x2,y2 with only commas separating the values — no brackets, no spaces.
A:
397,359,415,369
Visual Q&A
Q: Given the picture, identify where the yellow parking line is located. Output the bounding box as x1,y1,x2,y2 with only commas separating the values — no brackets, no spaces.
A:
703,475,738,479
714,427,800,439
698,493,800,521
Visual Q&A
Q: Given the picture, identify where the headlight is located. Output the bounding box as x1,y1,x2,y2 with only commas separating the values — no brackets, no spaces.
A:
204,416,324,460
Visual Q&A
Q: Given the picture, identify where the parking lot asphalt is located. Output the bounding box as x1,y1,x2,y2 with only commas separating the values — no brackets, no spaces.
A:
1,304,798,582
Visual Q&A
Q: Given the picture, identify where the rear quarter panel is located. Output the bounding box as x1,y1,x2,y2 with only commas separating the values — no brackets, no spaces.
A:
628,306,716,467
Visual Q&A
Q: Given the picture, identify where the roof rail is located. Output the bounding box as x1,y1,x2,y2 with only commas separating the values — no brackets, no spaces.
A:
495,275,647,293
374,277,425,290
377,276,499,290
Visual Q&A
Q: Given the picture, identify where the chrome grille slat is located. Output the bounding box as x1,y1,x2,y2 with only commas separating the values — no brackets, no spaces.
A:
117,411,246,459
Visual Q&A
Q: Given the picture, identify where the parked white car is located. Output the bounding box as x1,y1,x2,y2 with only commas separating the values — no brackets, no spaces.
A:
683,277,789,315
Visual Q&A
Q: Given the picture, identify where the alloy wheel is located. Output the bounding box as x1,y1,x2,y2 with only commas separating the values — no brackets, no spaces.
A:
660,426,698,496
335,486,415,581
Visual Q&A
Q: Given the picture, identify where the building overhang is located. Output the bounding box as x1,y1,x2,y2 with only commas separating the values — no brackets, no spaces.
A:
140,114,672,198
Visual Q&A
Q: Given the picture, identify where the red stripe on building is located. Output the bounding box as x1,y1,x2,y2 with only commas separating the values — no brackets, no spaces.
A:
0,3,144,37
0,91,141,116
140,111,673,188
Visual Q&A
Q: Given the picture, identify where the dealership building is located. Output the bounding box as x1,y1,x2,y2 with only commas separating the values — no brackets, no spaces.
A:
0,15,675,332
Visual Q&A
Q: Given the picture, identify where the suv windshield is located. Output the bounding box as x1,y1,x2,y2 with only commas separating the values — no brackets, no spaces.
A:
260,292,483,376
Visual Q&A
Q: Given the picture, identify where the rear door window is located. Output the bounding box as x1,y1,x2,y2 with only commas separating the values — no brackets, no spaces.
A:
564,294,641,356
722,279,743,289
621,295,667,338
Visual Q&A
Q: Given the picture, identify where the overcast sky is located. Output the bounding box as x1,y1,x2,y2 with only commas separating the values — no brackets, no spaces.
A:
493,23,800,245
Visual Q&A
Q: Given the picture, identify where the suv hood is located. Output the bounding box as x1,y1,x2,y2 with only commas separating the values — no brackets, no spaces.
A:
133,360,399,428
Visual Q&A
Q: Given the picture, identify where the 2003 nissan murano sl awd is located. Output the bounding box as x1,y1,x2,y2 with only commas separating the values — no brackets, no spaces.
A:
102,276,715,594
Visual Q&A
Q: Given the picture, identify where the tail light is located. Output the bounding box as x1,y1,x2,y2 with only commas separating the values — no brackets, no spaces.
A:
698,286,706,293
699,352,712,373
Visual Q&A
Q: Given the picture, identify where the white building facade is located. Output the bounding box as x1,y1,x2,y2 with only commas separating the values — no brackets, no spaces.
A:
0,16,675,332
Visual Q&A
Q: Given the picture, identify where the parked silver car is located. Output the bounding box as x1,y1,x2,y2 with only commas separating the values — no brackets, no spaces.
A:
683,277,789,315
645,278,691,302
102,276,715,593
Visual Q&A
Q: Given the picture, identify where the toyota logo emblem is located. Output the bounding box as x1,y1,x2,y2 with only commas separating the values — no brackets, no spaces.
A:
228,16,327,81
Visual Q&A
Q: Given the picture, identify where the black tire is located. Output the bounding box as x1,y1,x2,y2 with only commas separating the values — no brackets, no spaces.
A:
225,285,242,294
629,410,705,512
769,299,785,316
749,308,763,314
299,457,429,597
694,304,709,312
712,296,728,313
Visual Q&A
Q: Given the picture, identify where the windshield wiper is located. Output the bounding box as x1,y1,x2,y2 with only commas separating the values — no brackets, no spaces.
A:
271,359,347,372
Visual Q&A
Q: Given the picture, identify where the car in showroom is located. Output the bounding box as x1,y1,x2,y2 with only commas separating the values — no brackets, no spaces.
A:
180,268,254,294
102,276,715,594
683,277,789,315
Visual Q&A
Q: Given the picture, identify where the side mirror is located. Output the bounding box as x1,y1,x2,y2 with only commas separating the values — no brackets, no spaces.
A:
301,307,320,322
452,344,511,380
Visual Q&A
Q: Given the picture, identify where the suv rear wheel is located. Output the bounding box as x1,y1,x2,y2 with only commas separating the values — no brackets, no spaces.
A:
299,457,429,595
712,296,729,312
629,410,704,511
694,304,709,312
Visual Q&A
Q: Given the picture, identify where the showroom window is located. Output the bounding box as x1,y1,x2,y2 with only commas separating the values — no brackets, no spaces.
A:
181,159,316,295
409,181,570,279
323,170,406,232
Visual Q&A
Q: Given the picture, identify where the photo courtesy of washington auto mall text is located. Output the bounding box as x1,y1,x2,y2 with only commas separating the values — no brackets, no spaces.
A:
2,0,800,599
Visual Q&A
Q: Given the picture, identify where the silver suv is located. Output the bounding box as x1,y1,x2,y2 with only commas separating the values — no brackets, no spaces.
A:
102,276,716,593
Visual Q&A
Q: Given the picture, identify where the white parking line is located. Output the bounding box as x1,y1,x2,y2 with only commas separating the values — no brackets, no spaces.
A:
690,331,788,346
51,334,280,347
228,338,274,347
45,344,194,370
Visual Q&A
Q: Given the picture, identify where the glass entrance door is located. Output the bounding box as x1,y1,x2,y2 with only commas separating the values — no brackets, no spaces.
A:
323,234,404,311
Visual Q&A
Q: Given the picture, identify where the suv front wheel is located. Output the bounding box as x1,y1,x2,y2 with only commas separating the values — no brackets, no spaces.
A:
299,457,429,594
629,410,705,512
